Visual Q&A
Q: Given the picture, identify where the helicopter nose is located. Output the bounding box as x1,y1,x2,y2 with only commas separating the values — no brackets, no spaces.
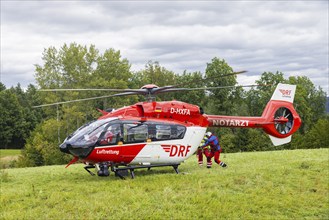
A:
59,142,70,154
60,141,94,158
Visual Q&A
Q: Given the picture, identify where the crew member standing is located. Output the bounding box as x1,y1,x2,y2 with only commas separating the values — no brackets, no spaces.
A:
201,131,227,168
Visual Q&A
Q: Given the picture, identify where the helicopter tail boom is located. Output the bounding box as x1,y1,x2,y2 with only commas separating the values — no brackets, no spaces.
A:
207,83,301,146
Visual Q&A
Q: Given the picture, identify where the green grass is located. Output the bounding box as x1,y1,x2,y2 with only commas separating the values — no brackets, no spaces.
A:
0,150,22,169
0,149,21,158
1,149,328,219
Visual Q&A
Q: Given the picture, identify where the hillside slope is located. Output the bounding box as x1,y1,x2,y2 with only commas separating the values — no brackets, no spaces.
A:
1,148,328,219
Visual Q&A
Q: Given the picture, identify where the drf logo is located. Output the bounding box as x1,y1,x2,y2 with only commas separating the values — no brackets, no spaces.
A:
279,89,292,97
161,145,191,157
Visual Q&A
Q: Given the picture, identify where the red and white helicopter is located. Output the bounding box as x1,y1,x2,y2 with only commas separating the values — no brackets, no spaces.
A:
36,76,301,179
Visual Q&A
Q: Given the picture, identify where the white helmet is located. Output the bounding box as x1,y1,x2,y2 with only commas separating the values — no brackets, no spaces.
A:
206,131,212,137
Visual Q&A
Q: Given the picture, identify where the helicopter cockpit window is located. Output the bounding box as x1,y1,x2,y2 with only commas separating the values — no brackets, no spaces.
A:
98,123,122,146
66,120,96,141
123,123,148,143
67,118,116,147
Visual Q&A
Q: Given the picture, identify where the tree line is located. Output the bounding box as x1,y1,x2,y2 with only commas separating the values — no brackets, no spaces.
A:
0,43,328,167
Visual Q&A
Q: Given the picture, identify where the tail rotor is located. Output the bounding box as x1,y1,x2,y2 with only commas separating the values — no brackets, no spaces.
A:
274,107,294,135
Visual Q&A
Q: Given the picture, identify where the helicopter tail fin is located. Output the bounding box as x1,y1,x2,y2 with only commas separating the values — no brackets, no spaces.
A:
269,83,296,104
261,83,301,146
268,135,292,146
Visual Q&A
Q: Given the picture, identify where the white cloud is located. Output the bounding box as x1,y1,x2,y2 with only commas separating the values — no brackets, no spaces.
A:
0,1,328,94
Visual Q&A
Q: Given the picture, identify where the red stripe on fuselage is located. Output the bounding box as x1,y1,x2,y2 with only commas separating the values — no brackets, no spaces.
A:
85,143,146,164
161,145,171,152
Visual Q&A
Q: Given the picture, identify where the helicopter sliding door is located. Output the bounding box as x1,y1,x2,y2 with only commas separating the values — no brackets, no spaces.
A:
119,123,149,162
126,121,188,165
119,121,187,163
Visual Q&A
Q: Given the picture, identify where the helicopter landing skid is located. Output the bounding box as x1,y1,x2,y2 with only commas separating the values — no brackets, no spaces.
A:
84,164,96,176
111,164,180,180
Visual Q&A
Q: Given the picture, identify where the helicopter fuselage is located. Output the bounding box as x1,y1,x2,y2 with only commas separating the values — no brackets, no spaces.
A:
59,83,301,178
60,102,208,167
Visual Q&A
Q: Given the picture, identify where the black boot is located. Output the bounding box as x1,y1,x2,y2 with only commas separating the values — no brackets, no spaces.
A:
219,162,227,168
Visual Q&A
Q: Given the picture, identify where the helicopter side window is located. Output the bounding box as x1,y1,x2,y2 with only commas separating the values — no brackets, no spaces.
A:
147,124,157,141
155,125,171,140
147,123,186,141
173,125,186,139
123,123,148,143
98,123,122,146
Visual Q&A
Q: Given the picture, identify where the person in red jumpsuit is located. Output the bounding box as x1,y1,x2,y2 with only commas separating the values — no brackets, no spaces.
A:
197,135,208,166
200,131,227,168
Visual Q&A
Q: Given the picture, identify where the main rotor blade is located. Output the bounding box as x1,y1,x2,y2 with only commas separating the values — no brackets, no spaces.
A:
32,92,140,108
39,88,144,92
37,71,246,94
34,70,249,106
155,84,266,94
149,70,247,94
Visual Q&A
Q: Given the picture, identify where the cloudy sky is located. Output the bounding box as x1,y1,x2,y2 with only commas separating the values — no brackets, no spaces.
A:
1,1,328,93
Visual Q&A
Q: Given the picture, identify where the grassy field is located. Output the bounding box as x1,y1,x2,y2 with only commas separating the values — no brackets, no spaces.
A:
0,149,21,168
1,148,328,219
0,149,21,158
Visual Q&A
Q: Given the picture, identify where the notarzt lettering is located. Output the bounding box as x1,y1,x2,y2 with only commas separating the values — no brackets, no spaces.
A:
211,119,249,127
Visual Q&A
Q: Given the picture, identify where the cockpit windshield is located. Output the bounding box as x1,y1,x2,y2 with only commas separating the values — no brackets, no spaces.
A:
66,117,117,147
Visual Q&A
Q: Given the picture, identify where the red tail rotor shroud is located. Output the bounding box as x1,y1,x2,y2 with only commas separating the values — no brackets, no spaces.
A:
207,100,301,138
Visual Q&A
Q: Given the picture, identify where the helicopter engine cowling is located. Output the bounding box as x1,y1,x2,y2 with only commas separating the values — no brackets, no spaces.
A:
101,100,209,127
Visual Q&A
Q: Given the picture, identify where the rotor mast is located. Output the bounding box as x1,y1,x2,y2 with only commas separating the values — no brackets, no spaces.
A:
140,84,159,102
